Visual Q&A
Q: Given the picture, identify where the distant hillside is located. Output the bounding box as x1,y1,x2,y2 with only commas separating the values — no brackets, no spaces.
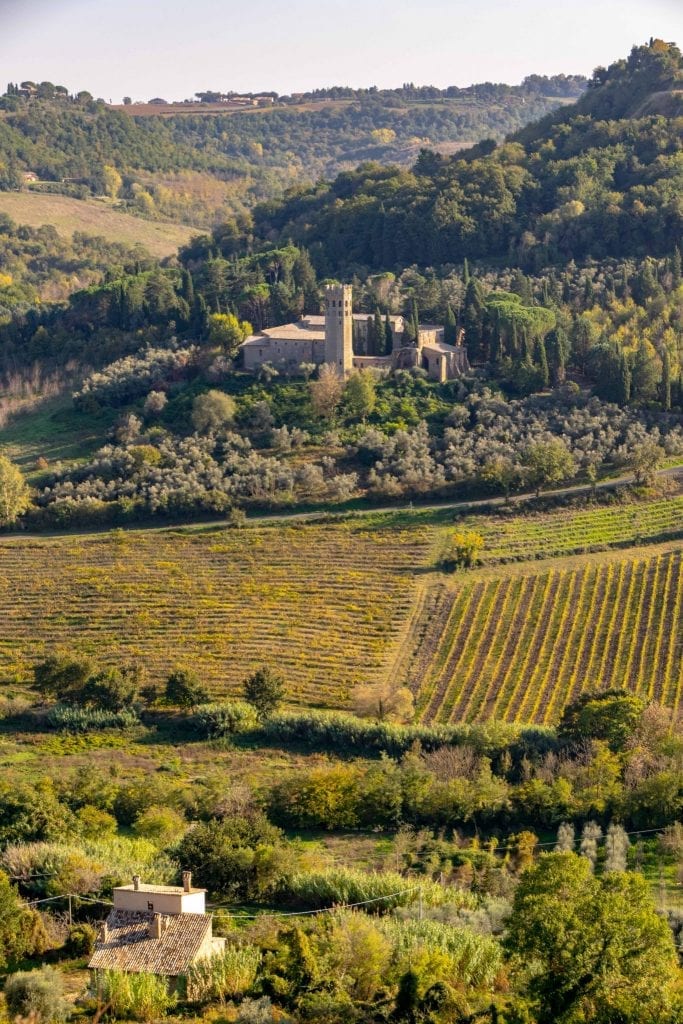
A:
249,39,683,274
0,76,586,228
0,192,195,258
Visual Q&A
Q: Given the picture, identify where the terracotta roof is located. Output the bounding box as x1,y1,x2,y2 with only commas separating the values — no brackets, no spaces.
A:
88,910,211,976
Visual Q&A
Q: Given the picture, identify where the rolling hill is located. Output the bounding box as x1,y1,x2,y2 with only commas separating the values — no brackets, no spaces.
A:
0,192,195,257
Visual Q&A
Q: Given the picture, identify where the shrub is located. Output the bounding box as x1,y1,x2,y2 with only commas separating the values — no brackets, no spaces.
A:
90,969,176,1022
184,944,261,1003
46,704,139,732
277,868,469,913
4,966,68,1023
65,922,97,957
192,700,259,738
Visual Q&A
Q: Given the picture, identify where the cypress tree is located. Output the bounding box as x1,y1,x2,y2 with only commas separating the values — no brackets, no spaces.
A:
534,337,550,387
672,246,682,289
661,347,672,411
462,258,470,286
373,308,384,356
444,305,457,346
384,313,394,354
180,269,194,306
618,353,631,405
190,294,209,339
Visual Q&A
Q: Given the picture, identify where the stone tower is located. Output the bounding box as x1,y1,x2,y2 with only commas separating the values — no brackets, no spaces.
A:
324,284,353,375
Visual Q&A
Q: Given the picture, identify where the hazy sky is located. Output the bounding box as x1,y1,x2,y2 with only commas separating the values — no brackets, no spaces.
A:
2,0,682,102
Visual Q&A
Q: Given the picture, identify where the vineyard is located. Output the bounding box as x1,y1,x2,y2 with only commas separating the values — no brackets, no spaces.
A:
410,543,683,725
0,493,681,725
0,523,431,705
465,495,683,564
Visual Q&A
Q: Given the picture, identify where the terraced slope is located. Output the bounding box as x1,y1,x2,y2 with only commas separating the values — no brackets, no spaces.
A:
0,523,432,704
412,544,683,725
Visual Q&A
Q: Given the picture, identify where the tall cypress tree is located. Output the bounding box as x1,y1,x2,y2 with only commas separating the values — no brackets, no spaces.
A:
384,313,394,354
661,347,672,410
373,308,384,356
444,305,457,346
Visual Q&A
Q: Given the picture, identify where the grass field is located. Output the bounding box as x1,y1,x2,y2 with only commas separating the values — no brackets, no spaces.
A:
0,192,196,257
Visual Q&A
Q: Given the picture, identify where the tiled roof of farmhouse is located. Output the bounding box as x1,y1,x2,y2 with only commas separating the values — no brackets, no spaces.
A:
88,910,210,976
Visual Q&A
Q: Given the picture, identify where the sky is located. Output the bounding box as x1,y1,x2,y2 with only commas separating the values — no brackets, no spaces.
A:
1,0,682,102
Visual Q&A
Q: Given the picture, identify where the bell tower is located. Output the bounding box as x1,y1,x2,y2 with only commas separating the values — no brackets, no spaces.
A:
324,284,353,375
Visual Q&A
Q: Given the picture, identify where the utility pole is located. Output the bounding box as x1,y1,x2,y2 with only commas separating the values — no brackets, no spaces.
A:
68,894,73,928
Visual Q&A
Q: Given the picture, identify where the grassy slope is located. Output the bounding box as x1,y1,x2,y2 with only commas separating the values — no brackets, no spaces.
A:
0,192,196,257
0,488,681,723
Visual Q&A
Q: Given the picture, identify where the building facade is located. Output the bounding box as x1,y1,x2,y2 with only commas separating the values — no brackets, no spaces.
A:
240,285,469,381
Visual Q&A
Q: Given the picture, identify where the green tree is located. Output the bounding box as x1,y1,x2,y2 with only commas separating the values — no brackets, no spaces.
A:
441,529,484,570
628,439,664,486
558,689,645,752
505,853,679,1024
0,871,37,970
175,815,290,900
344,371,376,421
164,668,209,709
192,390,237,433
0,455,30,525
208,311,252,355
443,305,458,346
33,653,94,701
101,164,122,199
243,666,285,719
522,439,575,496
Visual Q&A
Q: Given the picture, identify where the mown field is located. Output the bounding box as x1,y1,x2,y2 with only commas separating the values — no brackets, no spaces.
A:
0,192,195,257
0,489,681,723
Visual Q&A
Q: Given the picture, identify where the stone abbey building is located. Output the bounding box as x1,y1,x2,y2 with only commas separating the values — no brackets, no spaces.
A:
241,284,469,381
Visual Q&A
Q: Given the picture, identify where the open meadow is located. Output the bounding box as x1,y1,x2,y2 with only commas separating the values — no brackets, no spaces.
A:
0,192,194,257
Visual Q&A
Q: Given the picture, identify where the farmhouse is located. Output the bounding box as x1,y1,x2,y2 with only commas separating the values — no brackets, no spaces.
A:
241,284,470,381
88,872,224,978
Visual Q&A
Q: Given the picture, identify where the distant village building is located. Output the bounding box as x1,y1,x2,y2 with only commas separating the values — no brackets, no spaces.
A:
241,284,469,381
88,873,224,979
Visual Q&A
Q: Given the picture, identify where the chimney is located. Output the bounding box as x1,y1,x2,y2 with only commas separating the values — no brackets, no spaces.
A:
99,921,109,943
148,913,163,940
182,871,192,893
132,875,141,891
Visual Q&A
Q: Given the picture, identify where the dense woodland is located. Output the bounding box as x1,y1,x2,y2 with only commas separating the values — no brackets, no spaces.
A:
0,75,586,228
